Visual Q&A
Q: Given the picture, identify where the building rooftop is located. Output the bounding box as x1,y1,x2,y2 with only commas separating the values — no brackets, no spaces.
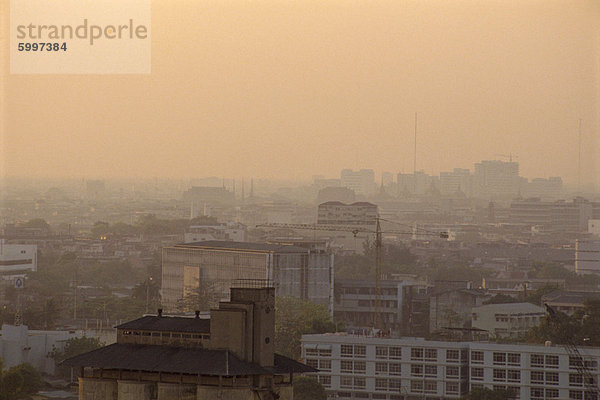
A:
115,315,210,334
63,343,315,376
471,302,545,314
173,240,308,253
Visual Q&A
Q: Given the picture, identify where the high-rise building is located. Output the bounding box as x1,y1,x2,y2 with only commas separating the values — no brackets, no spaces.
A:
341,169,376,196
473,160,520,198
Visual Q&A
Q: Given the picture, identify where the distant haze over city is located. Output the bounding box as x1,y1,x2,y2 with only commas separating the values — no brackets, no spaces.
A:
2,0,599,187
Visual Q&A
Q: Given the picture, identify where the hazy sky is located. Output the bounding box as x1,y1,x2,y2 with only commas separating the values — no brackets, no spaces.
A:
2,0,599,185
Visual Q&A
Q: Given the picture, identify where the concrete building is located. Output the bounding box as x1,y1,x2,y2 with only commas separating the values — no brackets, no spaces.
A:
0,241,37,273
470,303,546,339
397,171,438,196
522,177,563,199
334,279,430,336
0,324,111,375
302,334,600,400
161,241,333,313
429,288,489,333
317,202,378,227
65,285,314,400
341,169,376,197
184,223,246,243
575,240,600,275
440,169,472,197
473,160,520,198
542,289,600,316
589,220,600,236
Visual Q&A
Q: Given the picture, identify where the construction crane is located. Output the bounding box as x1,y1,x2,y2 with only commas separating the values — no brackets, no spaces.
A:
544,304,599,397
256,218,448,330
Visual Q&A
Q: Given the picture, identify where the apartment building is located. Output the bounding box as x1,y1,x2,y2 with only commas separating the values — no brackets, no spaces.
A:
317,202,378,227
302,334,600,400
470,303,546,339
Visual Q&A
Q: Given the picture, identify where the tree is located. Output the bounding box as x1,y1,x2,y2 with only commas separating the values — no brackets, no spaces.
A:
0,362,44,400
176,279,222,313
484,294,520,305
292,376,326,400
275,297,336,359
460,387,515,400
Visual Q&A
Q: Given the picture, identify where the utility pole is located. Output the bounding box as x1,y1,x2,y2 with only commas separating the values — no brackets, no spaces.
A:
413,112,418,194
374,217,382,329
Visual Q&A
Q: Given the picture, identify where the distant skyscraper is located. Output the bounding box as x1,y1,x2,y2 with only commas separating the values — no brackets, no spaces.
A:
340,169,376,196
473,160,520,198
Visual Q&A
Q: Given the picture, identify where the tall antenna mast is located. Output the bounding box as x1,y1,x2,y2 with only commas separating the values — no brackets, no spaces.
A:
413,112,418,193
578,118,582,192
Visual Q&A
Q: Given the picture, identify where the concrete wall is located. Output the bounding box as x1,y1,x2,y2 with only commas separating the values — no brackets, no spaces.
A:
157,383,196,400
118,381,155,400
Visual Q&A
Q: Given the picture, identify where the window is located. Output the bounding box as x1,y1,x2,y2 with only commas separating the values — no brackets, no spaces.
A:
508,353,521,365
354,345,366,358
546,371,559,385
340,376,352,388
446,382,459,395
546,355,559,368
306,348,318,357
493,369,506,382
531,354,544,368
585,360,598,370
425,365,437,377
531,371,544,384
354,377,366,389
389,379,401,391
319,348,332,357
447,349,459,362
390,347,402,360
507,370,520,383
318,375,331,387
424,381,437,394
341,345,353,358
446,366,459,379
354,361,366,374
493,352,506,365
376,362,388,375
471,350,484,364
570,390,584,400
411,364,423,377
546,389,559,398
570,356,584,368
306,359,318,369
337,392,351,398
389,346,402,359
507,386,521,400
471,367,484,380
389,363,401,376
425,348,437,361
411,380,423,393
375,378,388,391
531,388,544,400
355,393,369,399
341,360,352,373
411,348,423,360
376,346,388,359
570,374,584,387
373,395,386,400
318,359,331,371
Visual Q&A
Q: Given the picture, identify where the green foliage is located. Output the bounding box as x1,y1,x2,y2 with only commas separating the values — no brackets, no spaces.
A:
528,299,600,346
0,362,44,399
176,280,221,313
275,297,337,359
529,263,600,287
292,376,326,400
460,387,515,400
523,284,561,306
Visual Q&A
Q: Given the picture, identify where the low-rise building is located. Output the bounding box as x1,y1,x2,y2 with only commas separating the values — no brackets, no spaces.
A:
65,285,314,400
302,334,600,400
471,303,546,339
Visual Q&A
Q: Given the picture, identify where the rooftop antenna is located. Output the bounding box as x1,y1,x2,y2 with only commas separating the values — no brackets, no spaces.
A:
413,112,418,193
578,118,582,192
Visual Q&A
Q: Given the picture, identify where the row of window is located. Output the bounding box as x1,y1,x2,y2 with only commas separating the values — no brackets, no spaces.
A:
121,330,209,339
531,371,559,385
337,345,467,362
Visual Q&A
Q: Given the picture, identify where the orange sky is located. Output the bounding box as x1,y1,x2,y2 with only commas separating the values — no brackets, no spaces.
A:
2,0,599,186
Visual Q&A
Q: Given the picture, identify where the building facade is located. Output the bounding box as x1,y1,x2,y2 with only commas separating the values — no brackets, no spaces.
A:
341,170,376,197
470,303,546,339
317,202,378,227
576,240,600,275
302,334,600,400
161,241,333,313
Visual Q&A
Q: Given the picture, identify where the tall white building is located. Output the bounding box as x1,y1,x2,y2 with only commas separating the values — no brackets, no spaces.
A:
0,241,37,274
473,160,520,198
302,334,600,400
341,169,376,196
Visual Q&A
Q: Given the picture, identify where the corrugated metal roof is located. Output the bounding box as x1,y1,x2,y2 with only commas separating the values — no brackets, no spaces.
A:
115,316,210,333
62,343,316,376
